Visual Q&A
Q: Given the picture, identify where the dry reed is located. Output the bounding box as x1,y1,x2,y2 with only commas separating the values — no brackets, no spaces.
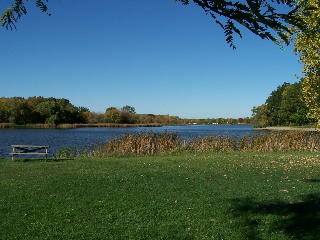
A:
190,136,236,152
102,132,181,156
239,131,320,152
95,131,320,156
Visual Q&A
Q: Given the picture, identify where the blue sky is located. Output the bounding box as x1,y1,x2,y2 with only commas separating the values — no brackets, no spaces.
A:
0,0,302,118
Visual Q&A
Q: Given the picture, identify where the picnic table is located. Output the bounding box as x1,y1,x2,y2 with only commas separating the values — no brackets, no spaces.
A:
10,145,49,161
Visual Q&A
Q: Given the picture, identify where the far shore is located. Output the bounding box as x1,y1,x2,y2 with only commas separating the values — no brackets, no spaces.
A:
254,126,318,132
0,123,163,129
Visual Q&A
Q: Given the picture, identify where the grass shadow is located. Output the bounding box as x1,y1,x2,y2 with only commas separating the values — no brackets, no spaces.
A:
303,179,320,183
230,193,320,240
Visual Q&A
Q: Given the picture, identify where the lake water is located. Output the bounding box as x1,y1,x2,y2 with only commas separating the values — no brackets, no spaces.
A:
0,125,261,158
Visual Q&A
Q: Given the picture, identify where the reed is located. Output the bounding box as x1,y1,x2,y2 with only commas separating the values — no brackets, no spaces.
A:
239,131,320,152
97,132,181,156
91,131,320,156
190,135,236,152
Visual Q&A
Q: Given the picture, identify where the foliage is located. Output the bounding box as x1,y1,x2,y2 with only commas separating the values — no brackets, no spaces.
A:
252,81,313,127
293,0,320,129
0,97,248,126
0,96,88,125
176,0,306,48
104,107,123,123
121,105,136,114
1,0,50,30
104,106,138,124
251,104,270,127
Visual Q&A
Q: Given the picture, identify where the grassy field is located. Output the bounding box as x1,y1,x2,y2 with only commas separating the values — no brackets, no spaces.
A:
1,152,320,240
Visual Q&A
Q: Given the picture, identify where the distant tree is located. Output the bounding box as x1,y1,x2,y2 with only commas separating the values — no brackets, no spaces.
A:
217,118,226,124
278,82,310,125
252,81,312,127
0,98,10,123
251,104,269,127
121,105,136,114
83,112,104,123
105,107,117,112
265,82,290,126
77,106,90,113
105,108,122,123
35,99,60,124
7,97,32,124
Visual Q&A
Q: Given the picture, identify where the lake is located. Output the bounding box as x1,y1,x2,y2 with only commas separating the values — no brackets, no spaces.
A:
0,125,260,158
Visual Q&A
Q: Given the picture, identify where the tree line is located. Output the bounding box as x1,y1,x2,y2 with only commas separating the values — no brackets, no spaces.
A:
251,81,316,127
0,97,88,125
0,97,185,125
0,96,250,126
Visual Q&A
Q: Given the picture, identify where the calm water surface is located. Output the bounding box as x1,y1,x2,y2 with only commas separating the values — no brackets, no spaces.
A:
0,125,260,158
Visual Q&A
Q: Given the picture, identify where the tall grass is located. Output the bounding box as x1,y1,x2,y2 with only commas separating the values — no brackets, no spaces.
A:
89,131,320,156
191,135,236,152
239,131,320,152
101,132,181,155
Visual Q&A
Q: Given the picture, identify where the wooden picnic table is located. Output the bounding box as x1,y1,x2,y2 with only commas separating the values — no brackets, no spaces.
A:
10,145,49,161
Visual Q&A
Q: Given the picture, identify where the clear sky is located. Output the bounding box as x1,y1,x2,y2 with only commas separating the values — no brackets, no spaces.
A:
0,0,302,118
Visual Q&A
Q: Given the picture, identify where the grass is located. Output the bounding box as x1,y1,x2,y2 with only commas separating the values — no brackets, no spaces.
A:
1,152,320,239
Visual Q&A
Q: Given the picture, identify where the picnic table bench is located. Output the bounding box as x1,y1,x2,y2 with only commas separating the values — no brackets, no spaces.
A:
10,145,49,161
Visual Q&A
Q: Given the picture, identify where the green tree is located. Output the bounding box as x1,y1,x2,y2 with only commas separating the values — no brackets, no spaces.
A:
265,82,290,126
121,105,136,114
105,108,122,123
35,99,60,124
278,82,309,126
0,98,10,123
253,81,312,127
6,97,32,124
251,104,269,127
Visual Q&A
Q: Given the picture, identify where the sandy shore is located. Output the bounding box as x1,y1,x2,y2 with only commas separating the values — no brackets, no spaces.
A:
254,126,318,132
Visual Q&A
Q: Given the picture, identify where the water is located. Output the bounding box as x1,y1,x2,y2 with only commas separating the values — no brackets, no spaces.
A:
0,125,260,158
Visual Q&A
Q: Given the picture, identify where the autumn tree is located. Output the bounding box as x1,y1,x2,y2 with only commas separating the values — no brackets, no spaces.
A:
104,108,122,123
293,0,320,129
121,105,136,114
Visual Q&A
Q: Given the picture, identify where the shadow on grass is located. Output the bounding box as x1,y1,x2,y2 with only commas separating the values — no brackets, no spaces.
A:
230,193,320,240
303,179,320,183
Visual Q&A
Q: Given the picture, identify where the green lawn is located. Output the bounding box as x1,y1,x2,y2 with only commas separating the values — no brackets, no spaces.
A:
1,152,320,240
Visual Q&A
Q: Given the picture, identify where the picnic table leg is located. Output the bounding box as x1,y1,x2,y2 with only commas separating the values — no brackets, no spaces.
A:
12,146,14,161
45,148,48,161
